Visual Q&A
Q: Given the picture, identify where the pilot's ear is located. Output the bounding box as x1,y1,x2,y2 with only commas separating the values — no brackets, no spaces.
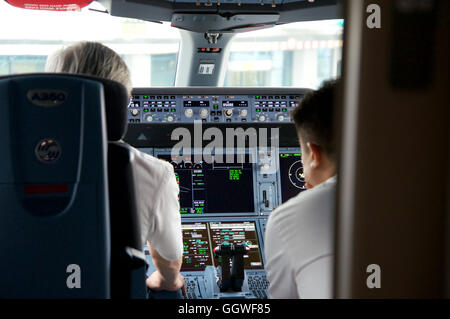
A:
307,142,322,169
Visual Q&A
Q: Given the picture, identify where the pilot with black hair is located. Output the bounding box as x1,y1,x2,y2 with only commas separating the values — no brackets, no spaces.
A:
265,80,339,299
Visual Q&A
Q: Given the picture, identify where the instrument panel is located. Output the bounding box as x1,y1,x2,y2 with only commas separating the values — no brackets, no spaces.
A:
128,88,311,124
129,88,309,299
139,147,305,299
138,147,305,216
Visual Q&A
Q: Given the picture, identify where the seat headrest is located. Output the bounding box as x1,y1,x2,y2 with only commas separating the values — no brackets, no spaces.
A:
76,74,129,142
0,73,129,141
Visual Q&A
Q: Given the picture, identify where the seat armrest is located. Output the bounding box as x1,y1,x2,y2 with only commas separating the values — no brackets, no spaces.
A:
125,247,149,268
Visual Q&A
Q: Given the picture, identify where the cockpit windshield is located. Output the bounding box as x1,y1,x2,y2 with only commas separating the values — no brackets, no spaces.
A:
225,19,343,88
0,1,342,88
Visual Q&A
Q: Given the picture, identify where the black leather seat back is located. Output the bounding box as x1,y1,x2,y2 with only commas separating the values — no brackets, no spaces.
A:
108,142,146,298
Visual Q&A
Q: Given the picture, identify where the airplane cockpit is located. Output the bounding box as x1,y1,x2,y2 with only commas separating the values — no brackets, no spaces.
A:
0,0,448,303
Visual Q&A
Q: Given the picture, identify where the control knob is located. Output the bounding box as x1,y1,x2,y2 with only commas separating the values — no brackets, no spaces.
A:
185,108,194,118
194,163,203,169
239,109,248,117
199,108,209,118
259,115,266,122
130,109,139,116
224,109,233,117
167,115,174,122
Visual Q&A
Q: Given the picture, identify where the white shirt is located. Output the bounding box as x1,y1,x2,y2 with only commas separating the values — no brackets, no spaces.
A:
129,146,183,262
264,176,337,299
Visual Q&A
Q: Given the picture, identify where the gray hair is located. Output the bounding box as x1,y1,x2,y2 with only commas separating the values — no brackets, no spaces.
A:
45,42,132,96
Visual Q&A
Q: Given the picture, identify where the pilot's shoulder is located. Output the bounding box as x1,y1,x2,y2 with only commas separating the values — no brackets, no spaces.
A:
128,146,175,181
270,178,336,226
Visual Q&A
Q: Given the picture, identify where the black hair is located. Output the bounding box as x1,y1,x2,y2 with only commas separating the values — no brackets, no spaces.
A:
291,79,339,161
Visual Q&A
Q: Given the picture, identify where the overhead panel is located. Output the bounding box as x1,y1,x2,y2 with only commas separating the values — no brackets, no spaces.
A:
103,0,340,25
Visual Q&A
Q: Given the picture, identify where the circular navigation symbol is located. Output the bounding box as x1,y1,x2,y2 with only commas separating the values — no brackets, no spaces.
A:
288,160,306,190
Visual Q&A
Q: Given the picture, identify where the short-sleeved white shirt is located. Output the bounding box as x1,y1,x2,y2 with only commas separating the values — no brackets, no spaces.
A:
129,146,183,262
264,176,337,299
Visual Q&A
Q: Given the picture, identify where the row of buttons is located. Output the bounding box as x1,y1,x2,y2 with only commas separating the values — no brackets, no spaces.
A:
186,278,199,299
257,115,287,121
145,115,175,122
143,102,176,106
132,102,296,108
254,101,288,105
201,117,248,123
255,95,301,100
130,108,177,117
137,95,176,100
184,108,249,118
248,274,269,299
144,108,177,113
256,108,289,113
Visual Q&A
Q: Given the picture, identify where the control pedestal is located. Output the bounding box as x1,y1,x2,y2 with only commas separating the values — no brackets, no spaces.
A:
214,244,249,293
144,249,268,299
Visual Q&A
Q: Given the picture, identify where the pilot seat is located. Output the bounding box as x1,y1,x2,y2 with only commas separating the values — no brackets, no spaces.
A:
0,73,146,298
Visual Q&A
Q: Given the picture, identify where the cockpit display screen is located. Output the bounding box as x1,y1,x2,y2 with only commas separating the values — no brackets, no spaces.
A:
209,221,264,270
181,222,213,272
180,221,263,271
158,154,255,215
183,100,209,107
279,152,307,203
222,100,248,108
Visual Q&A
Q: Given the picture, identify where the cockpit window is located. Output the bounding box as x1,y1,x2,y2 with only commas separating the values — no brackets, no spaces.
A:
225,20,344,89
1,0,341,89
0,1,181,87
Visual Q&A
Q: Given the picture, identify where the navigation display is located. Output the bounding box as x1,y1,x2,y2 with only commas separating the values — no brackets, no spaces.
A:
158,154,255,215
279,152,307,203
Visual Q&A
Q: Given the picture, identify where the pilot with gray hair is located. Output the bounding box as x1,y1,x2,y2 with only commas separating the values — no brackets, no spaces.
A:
46,41,185,297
